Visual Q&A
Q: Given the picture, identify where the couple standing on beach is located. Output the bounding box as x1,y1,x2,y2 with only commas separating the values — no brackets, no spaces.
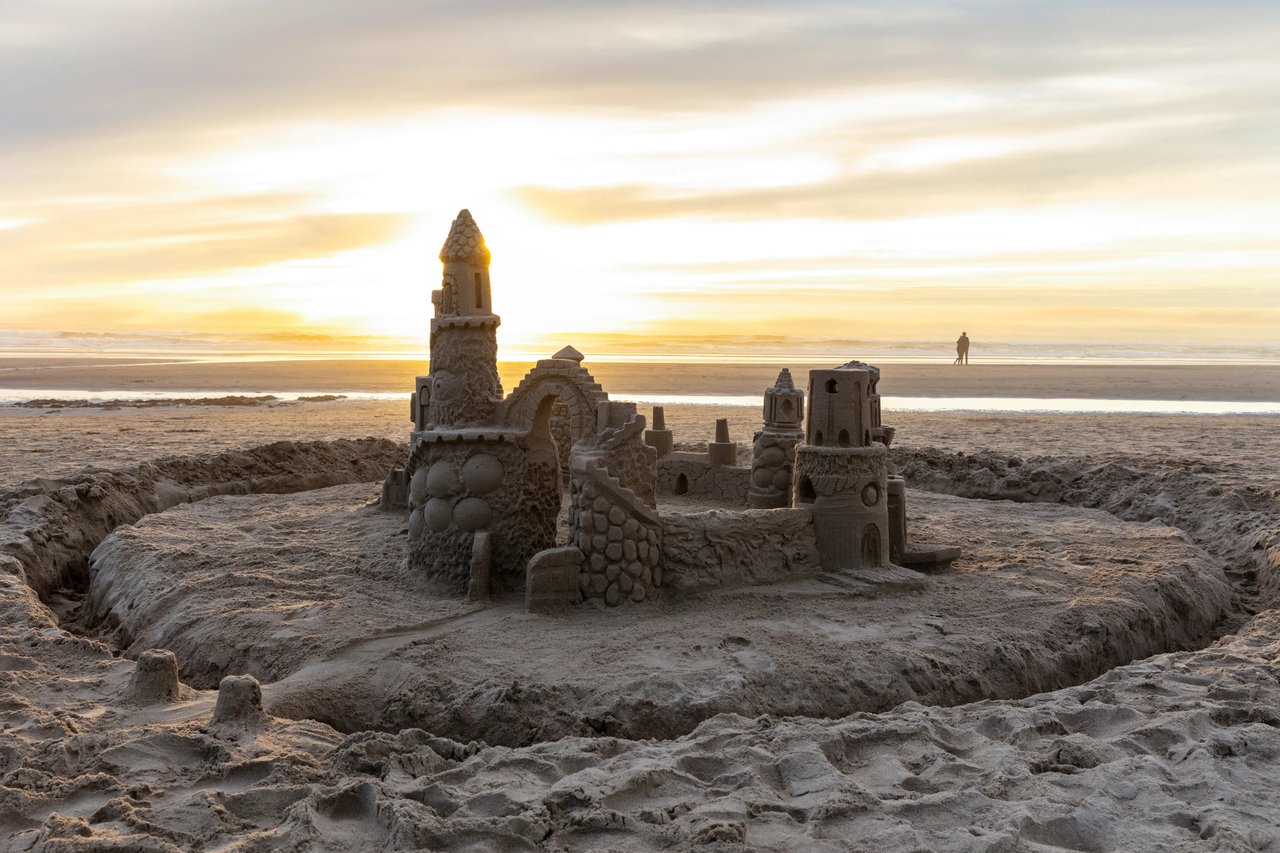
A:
954,332,970,365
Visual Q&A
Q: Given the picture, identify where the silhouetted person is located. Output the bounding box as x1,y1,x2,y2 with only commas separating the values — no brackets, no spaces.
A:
955,332,970,365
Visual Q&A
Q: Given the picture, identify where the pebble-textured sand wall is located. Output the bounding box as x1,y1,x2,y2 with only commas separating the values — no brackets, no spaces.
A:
747,427,803,508
570,468,663,606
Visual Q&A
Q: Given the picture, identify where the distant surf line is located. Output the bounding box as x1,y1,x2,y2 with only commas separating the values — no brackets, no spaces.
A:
617,394,1280,416
1,388,1278,416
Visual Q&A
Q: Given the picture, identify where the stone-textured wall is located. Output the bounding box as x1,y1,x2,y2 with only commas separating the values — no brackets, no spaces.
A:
659,508,818,592
568,403,663,607
748,427,803,508
657,453,751,503
569,467,662,606
407,440,559,592
600,425,658,509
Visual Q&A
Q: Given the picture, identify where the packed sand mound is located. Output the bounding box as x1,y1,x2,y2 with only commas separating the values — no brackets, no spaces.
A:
895,447,1280,615
85,482,1229,746
0,438,404,600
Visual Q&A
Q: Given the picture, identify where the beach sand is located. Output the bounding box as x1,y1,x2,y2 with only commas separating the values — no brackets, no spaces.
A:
1,361,1279,849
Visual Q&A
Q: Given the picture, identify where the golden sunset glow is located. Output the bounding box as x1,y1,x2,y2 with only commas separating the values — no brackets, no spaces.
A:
2,2,1278,360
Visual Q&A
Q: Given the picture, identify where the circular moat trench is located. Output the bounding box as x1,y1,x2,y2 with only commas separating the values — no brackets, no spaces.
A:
71,451,1249,749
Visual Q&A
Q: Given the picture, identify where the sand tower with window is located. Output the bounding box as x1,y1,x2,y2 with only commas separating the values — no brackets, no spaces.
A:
792,361,891,570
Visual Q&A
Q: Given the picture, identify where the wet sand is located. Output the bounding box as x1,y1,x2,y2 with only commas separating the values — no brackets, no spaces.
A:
2,357,1279,401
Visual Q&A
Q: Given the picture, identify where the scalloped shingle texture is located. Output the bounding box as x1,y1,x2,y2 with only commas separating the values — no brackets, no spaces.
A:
837,359,879,377
439,209,491,264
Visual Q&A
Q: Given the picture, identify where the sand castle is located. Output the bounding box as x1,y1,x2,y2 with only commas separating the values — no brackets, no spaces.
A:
385,210,958,607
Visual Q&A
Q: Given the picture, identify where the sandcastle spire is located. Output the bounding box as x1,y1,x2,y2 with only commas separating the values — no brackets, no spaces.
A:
439,209,491,265
773,368,795,391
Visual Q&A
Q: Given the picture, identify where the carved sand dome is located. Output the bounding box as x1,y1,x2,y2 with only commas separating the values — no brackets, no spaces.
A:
439,209,492,264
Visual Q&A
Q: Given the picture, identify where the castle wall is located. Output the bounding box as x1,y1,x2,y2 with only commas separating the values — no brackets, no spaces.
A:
570,465,662,606
659,508,818,593
656,453,751,503
747,428,803,509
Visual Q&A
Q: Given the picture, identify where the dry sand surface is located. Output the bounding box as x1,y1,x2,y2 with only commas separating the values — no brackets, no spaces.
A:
2,370,1280,849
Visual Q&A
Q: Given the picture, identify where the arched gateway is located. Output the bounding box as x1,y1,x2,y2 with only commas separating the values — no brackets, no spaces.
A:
502,353,609,482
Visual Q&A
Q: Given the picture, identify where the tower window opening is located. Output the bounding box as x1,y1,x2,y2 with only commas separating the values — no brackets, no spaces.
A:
825,379,838,394
814,430,824,445
473,273,483,309
838,429,851,447
674,473,689,495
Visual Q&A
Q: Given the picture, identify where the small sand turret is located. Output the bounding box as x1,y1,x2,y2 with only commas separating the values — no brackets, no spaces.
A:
645,405,674,457
124,648,181,704
749,368,805,509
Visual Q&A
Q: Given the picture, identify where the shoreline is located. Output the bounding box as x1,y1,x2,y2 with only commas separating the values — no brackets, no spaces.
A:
0,358,1278,403
2,391,1278,417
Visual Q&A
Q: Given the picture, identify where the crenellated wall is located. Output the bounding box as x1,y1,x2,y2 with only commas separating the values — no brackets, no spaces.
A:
656,453,752,503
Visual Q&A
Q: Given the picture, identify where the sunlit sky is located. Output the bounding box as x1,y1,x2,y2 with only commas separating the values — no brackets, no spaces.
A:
2,1,1278,359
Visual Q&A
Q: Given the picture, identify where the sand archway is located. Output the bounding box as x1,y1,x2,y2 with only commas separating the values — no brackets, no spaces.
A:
504,360,609,482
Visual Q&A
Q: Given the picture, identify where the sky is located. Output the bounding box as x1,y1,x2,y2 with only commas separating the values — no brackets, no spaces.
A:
2,0,1278,360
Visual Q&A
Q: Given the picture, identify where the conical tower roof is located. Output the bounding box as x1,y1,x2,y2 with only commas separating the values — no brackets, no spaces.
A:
772,368,795,391
439,209,491,264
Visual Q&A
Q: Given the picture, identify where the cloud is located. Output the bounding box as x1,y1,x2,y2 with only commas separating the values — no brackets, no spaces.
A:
513,95,1280,224
2,0,1278,352
0,193,408,288
3,0,1276,153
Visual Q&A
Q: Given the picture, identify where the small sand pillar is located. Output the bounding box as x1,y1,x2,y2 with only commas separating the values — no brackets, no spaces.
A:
526,546,584,614
125,649,181,704
467,531,492,602
644,405,674,457
708,418,737,467
887,476,907,563
212,674,267,728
